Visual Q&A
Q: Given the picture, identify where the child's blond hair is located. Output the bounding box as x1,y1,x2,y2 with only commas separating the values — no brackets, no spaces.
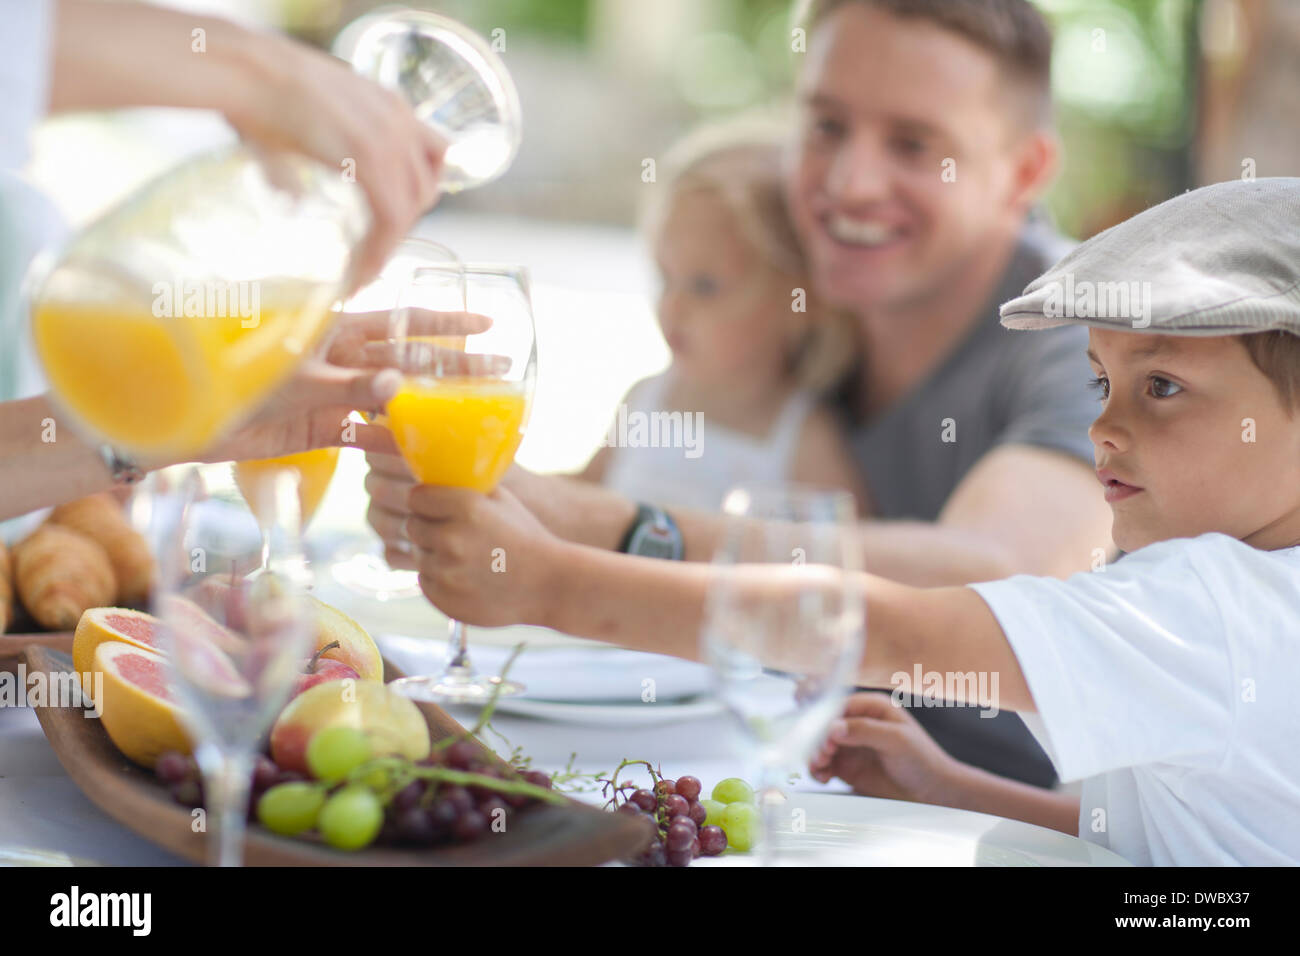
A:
642,119,857,393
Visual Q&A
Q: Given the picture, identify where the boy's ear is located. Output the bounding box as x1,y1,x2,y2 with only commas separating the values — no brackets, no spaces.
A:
1005,128,1060,216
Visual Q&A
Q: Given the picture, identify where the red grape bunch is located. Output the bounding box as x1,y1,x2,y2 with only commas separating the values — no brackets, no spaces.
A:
603,761,731,867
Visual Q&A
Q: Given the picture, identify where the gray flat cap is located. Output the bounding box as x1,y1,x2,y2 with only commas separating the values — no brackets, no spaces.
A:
1000,177,1300,335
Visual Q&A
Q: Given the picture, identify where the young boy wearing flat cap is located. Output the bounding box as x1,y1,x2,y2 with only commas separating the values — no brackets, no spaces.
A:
811,176,1300,865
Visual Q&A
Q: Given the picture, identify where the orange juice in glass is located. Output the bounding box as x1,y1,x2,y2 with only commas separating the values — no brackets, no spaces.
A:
361,336,465,429
331,239,465,602
233,447,341,530
386,377,526,492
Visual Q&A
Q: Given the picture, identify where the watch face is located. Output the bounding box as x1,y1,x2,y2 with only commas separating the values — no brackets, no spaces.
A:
629,524,678,560
99,445,143,485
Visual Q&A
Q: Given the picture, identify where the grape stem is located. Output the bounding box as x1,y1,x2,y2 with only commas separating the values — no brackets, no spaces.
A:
548,752,601,792
407,642,553,802
429,641,527,754
599,758,672,836
344,756,567,807
263,643,571,844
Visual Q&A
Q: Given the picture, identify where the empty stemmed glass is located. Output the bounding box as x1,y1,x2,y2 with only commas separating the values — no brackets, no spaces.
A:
335,8,522,193
143,465,313,867
702,484,865,865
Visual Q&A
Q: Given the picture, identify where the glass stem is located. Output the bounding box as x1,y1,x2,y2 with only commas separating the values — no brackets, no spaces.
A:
198,745,254,867
758,762,783,868
446,618,473,674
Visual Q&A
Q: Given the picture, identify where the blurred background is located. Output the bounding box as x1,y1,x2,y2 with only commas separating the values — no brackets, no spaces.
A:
25,0,1300,508
32,0,1295,230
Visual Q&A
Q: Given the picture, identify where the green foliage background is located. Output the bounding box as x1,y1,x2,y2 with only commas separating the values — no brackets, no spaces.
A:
297,0,1204,238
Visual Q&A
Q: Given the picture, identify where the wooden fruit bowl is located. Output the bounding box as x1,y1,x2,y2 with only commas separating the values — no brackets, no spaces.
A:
16,637,651,866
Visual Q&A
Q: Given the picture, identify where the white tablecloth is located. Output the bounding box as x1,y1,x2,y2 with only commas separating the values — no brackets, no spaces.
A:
0,558,1127,867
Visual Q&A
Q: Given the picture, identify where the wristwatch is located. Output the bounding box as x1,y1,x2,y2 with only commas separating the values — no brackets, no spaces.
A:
619,503,684,561
98,444,145,486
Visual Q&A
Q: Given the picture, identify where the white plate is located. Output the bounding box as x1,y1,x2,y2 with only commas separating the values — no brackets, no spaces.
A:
475,695,726,727
693,792,1132,867
376,634,715,703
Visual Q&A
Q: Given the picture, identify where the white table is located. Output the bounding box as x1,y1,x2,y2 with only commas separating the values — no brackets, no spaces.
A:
0,582,1129,867
0,533,1127,867
0,703,1128,867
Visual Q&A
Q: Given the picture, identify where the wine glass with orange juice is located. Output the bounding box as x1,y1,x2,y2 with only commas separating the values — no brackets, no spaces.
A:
230,240,465,578
232,447,340,568
329,238,465,601
385,263,537,702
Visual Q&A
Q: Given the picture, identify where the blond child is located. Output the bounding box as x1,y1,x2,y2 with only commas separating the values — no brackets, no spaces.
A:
580,126,869,514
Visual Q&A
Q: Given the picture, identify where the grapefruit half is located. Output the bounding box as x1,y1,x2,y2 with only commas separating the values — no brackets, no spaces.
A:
72,607,164,693
94,641,192,768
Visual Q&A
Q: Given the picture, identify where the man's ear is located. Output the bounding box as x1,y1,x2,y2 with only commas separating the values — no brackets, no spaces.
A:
1005,128,1060,216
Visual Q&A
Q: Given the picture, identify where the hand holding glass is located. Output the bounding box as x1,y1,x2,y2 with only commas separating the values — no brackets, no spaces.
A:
384,264,537,702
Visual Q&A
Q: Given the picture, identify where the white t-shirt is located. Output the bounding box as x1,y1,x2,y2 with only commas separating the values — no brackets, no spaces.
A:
0,0,51,171
1,0,56,402
970,532,1300,866
1,0,59,543
601,371,816,513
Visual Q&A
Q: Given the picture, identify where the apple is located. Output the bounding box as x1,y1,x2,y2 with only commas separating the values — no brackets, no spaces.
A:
186,584,381,682
307,596,384,682
270,680,430,775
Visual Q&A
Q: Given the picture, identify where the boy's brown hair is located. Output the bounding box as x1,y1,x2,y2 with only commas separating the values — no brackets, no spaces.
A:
796,0,1054,129
1239,332,1300,413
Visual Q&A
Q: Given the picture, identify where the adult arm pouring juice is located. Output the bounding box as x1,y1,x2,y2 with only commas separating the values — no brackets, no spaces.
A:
0,305,477,521
3,4,524,519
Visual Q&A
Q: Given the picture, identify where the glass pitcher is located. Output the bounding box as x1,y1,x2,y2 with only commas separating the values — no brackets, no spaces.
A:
28,9,521,462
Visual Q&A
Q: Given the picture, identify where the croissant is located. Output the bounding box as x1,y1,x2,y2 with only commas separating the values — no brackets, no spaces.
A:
13,525,117,631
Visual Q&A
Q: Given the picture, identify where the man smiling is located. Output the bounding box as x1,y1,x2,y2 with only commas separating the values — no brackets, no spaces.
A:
367,0,1114,788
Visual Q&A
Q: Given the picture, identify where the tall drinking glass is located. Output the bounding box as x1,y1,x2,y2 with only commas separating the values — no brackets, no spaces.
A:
383,264,537,702
702,484,865,865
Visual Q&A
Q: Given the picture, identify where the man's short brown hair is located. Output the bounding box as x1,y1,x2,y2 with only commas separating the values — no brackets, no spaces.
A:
1239,331,1300,413
797,0,1054,129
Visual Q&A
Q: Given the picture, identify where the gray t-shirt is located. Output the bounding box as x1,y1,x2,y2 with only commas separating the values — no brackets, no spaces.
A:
832,224,1097,788
835,225,1095,520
